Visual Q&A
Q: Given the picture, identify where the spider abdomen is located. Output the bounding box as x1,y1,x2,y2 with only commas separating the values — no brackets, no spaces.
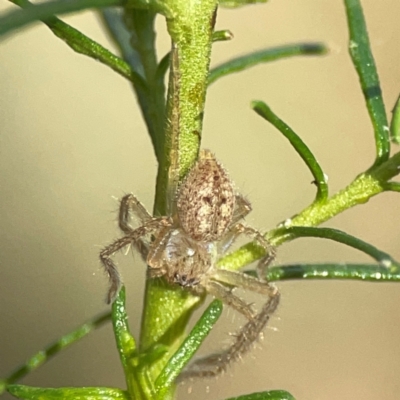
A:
177,149,235,242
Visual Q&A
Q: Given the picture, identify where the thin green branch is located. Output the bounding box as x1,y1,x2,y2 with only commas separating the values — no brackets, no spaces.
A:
8,0,146,90
0,311,111,395
266,263,400,282
7,385,129,400
344,0,390,167
282,226,400,268
0,0,123,37
252,100,328,202
208,43,327,86
155,300,223,398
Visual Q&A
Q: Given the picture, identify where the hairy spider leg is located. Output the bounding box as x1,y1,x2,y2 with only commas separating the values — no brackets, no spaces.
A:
218,194,253,254
177,290,280,381
100,217,169,303
204,280,256,321
118,193,153,262
213,268,278,298
231,223,276,282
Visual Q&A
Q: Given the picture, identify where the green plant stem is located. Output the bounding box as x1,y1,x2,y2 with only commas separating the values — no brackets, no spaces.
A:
0,0,123,37
219,151,400,271
0,312,111,395
140,0,218,390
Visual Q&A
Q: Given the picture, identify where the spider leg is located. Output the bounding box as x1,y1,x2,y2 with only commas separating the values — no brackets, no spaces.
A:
118,194,152,261
205,280,256,321
231,194,252,226
177,289,280,381
100,218,168,303
230,223,276,281
213,268,278,298
218,195,252,254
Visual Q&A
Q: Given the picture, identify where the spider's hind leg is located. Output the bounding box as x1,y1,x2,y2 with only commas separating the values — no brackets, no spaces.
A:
177,289,280,381
213,268,278,298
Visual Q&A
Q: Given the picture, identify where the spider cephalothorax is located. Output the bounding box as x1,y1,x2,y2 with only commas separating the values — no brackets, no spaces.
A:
100,149,280,378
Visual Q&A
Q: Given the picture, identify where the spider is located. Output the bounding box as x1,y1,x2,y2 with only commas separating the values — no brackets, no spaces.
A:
100,149,280,378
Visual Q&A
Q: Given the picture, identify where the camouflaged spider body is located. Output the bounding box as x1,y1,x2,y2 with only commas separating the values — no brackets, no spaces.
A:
100,149,280,379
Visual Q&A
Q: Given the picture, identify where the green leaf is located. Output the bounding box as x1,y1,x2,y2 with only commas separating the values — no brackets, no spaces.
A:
266,263,400,282
252,100,328,202
224,390,296,400
0,312,110,394
111,287,144,398
0,0,122,37
344,0,390,167
219,0,268,8
208,43,327,85
281,226,400,268
383,181,400,192
7,385,129,400
7,0,146,90
390,94,400,144
155,300,223,397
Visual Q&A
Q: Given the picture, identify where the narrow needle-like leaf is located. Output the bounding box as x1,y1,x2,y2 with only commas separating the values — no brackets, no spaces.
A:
7,385,129,400
266,263,400,282
0,312,111,394
7,0,146,90
155,300,223,397
283,226,400,268
382,181,400,193
155,52,170,89
344,0,390,167
0,0,122,37
252,100,328,202
212,29,233,42
208,43,327,85
224,390,296,400
390,94,400,144
111,287,142,398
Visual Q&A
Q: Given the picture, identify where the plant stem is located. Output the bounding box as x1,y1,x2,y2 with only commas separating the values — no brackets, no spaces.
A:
139,0,218,386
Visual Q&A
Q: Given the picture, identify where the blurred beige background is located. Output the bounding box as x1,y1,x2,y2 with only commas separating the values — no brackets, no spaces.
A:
1,1,400,399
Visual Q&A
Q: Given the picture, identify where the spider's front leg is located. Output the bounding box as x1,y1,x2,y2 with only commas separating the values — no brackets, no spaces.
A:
118,194,152,261
100,218,168,303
